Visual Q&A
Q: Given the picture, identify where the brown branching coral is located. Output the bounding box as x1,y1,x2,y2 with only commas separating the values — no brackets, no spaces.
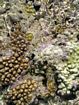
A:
0,23,30,89
4,75,56,105
4,78,38,105
0,52,29,88
9,23,30,54
10,31,29,54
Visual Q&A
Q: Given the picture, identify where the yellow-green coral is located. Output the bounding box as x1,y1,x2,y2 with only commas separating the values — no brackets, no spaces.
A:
55,24,66,34
23,4,35,16
67,46,79,65
57,44,79,95
26,33,34,41
0,0,4,6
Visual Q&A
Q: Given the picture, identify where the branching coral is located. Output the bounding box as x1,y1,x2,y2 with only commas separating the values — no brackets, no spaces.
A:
56,44,79,99
4,75,56,105
0,23,30,89
27,59,57,96
0,23,57,105
4,78,38,105
0,54,29,88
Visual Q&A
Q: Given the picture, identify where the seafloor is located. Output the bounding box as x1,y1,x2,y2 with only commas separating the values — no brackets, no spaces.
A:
0,0,79,105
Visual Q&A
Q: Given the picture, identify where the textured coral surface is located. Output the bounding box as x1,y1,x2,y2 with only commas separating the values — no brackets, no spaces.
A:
0,0,79,105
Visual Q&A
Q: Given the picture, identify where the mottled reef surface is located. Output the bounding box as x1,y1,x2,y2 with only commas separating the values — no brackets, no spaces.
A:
0,0,79,105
